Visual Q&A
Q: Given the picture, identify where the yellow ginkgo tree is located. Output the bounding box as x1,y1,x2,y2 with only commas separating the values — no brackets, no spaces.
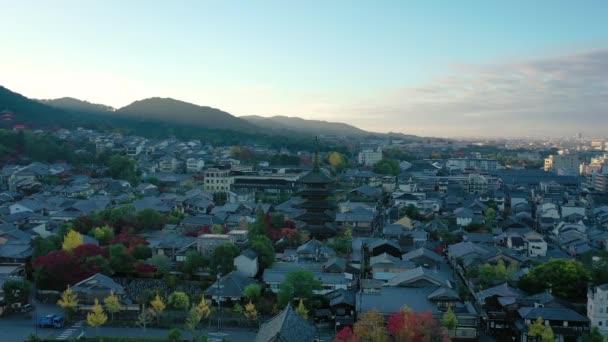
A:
62,230,83,251
87,299,108,337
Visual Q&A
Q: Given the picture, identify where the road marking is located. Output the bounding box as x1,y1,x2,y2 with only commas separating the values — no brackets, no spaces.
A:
209,332,229,336
56,321,84,340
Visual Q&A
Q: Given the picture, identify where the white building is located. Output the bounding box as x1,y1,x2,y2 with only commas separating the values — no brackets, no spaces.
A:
588,284,608,335
446,158,499,172
544,152,580,176
525,238,547,257
358,147,383,166
233,249,259,278
203,168,233,193
186,158,205,173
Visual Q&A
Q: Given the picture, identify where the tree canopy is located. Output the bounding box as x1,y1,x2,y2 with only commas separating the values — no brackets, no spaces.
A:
372,159,400,176
209,243,239,274
518,259,591,301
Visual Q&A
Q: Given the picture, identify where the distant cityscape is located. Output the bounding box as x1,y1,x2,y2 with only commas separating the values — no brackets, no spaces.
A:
0,120,606,341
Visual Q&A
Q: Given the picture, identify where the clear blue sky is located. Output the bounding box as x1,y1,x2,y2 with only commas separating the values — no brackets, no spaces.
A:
2,0,607,137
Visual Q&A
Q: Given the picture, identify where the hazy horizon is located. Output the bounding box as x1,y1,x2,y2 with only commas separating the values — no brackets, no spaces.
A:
1,1,607,137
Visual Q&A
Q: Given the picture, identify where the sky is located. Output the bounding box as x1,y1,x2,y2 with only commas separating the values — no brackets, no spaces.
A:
1,0,607,137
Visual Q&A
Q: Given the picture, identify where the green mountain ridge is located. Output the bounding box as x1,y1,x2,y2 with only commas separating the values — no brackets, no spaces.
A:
241,115,369,137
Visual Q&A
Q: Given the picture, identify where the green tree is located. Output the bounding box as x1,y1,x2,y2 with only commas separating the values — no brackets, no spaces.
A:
185,307,203,340
518,259,591,300
211,224,224,234
210,243,239,274
485,208,497,229
32,235,62,258
150,254,171,274
103,291,122,321
2,279,31,307
583,327,605,342
244,284,262,302
248,211,269,238
109,244,136,274
137,209,165,229
442,305,458,335
277,270,321,307
249,236,276,271
132,244,152,260
528,318,555,342
372,159,400,176
108,155,139,185
168,328,182,342
181,250,207,275
92,225,114,245
168,291,190,311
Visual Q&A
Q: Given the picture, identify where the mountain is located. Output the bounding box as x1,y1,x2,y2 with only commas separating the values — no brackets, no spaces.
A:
115,98,259,132
241,115,369,137
39,97,115,114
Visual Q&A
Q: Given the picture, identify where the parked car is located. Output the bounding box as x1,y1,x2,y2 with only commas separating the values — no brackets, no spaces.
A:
37,314,64,328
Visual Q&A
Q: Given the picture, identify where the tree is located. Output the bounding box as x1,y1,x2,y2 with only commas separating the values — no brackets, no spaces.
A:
168,291,190,311
211,224,224,234
583,327,605,342
108,155,139,185
92,225,114,245
442,306,458,335
277,270,321,307
353,309,387,342
209,243,239,274
244,301,258,320
244,284,261,302
86,299,108,336
104,291,122,321
250,236,276,271
132,244,152,260
528,318,555,342
2,279,31,307
62,230,83,251
185,307,203,340
109,244,136,274
335,327,360,342
150,294,166,325
328,152,348,172
194,297,211,321
150,254,171,274
136,304,154,331
32,235,62,258
57,285,79,322
168,328,182,342
213,192,228,206
372,159,400,176
137,209,165,230
387,307,450,342
277,283,295,308
518,259,591,300
295,299,308,319
484,208,497,229
181,250,206,275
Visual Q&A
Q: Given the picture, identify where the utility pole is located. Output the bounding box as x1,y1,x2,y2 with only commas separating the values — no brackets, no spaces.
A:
216,266,222,331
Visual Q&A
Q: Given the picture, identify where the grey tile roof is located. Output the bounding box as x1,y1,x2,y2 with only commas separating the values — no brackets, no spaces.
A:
517,307,588,322
383,266,452,287
72,273,124,295
204,271,259,298
357,287,439,315
401,248,444,263
255,304,315,342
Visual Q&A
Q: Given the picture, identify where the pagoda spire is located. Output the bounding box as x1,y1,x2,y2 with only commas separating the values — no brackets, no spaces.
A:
313,136,320,168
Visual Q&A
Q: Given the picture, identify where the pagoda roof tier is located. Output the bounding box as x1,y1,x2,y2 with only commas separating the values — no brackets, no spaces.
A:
300,223,337,236
294,211,335,222
298,167,334,185
297,200,337,210
297,188,335,197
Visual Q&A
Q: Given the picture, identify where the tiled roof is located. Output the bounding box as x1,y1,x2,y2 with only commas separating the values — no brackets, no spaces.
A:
255,304,315,342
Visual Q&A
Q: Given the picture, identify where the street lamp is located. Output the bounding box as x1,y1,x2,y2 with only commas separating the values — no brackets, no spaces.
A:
216,266,222,331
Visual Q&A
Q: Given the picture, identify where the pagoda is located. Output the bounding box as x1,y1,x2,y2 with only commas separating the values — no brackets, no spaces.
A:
295,143,337,239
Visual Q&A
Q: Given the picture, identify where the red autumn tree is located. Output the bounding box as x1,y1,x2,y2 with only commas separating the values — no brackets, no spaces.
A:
387,307,451,342
34,250,98,290
73,243,107,260
334,327,360,342
110,232,147,248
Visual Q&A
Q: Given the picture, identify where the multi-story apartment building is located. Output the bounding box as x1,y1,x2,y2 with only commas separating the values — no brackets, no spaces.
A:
186,158,205,173
588,284,608,335
203,168,233,192
357,147,383,166
544,152,580,176
446,158,499,172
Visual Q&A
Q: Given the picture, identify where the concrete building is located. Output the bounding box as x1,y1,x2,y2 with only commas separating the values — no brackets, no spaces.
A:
544,152,580,176
197,234,233,257
588,284,608,335
446,158,499,172
357,147,383,166
203,168,233,193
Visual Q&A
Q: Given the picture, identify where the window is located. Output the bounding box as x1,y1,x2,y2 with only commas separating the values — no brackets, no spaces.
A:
600,321,603,326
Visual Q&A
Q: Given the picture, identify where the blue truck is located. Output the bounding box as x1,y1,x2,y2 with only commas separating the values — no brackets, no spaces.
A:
37,314,65,328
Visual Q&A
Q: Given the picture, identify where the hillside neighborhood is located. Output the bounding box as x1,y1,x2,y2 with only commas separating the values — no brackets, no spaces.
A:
0,126,608,342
